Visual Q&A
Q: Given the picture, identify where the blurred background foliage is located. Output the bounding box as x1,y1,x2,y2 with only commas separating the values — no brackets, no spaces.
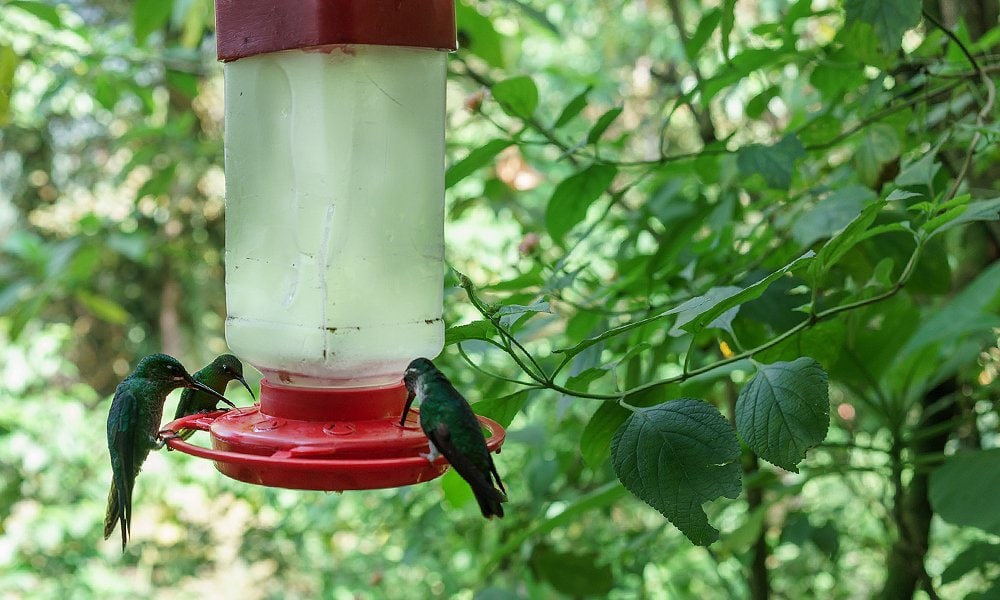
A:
1,0,999,598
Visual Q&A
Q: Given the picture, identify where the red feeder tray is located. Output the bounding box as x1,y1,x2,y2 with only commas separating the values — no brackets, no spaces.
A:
161,378,506,491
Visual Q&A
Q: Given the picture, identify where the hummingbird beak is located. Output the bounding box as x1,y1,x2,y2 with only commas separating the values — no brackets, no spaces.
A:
236,375,256,401
399,389,417,426
185,376,236,409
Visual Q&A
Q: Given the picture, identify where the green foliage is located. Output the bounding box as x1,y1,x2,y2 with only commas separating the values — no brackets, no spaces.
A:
611,400,742,545
1,0,999,597
930,449,1000,535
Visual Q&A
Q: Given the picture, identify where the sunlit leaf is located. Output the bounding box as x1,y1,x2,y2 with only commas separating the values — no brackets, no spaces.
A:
545,164,617,243
446,139,514,189
492,76,538,119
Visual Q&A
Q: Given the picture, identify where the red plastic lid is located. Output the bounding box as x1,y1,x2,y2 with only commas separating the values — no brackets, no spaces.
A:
215,0,458,61
160,379,506,491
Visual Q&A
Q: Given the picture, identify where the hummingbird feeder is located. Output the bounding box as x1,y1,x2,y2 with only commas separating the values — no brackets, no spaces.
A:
162,0,505,491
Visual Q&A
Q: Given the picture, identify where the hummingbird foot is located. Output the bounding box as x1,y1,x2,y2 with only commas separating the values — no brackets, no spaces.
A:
419,441,441,464
155,429,180,450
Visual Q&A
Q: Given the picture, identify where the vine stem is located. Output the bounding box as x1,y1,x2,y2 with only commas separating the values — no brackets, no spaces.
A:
460,234,925,402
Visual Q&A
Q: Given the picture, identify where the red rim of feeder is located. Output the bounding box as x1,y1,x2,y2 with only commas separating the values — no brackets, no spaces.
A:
215,0,458,62
161,379,506,491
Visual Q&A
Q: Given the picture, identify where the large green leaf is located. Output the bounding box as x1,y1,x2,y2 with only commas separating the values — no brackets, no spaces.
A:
735,358,830,472
611,400,742,545
792,186,876,247
736,135,805,190
545,164,617,243
926,197,1000,239
843,0,921,50
929,449,1000,535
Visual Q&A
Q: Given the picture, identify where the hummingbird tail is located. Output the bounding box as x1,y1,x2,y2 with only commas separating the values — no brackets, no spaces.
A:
473,486,506,519
103,481,119,540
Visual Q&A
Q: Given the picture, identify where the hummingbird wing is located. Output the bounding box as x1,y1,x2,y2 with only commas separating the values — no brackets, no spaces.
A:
173,386,195,420
427,422,506,519
107,386,141,550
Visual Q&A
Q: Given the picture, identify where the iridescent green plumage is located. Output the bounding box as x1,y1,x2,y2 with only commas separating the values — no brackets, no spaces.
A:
103,353,230,551
172,354,253,440
400,357,507,518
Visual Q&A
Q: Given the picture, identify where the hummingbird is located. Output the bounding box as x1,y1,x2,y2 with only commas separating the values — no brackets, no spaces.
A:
172,354,255,440
103,353,233,551
399,357,507,518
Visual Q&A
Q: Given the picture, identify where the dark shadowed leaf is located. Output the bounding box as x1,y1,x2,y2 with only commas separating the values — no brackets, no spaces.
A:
529,546,614,597
930,449,1000,535
735,358,830,472
736,135,805,189
611,399,742,545
581,403,630,469
843,0,921,50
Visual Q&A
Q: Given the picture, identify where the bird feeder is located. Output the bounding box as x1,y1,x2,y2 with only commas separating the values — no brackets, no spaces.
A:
162,0,505,491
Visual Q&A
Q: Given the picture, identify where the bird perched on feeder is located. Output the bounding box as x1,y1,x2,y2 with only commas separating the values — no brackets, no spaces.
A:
400,357,507,518
104,353,233,551
172,354,255,440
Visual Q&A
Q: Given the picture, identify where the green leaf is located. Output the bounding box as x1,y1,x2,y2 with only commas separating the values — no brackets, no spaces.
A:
586,107,623,145
445,321,496,346
455,1,505,68
667,252,814,336
473,390,529,429
939,542,1000,585
720,0,736,60
492,76,539,120
611,399,742,545
440,468,476,509
7,1,62,27
529,545,614,597
133,0,174,45
667,286,742,337
930,449,1000,535
553,86,591,128
0,46,18,126
735,358,830,472
75,291,130,325
555,311,666,358
685,9,721,58
792,186,876,247
811,199,887,278
545,164,617,243
855,124,901,185
843,0,921,50
581,403,630,469
926,197,1000,238
445,139,514,189
895,151,942,188
736,135,805,189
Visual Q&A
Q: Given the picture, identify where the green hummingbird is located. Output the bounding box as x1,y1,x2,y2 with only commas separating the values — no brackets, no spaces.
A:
103,353,233,551
172,354,255,440
400,357,507,518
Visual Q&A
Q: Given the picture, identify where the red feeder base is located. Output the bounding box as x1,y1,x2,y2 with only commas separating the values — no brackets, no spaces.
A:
161,378,506,491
